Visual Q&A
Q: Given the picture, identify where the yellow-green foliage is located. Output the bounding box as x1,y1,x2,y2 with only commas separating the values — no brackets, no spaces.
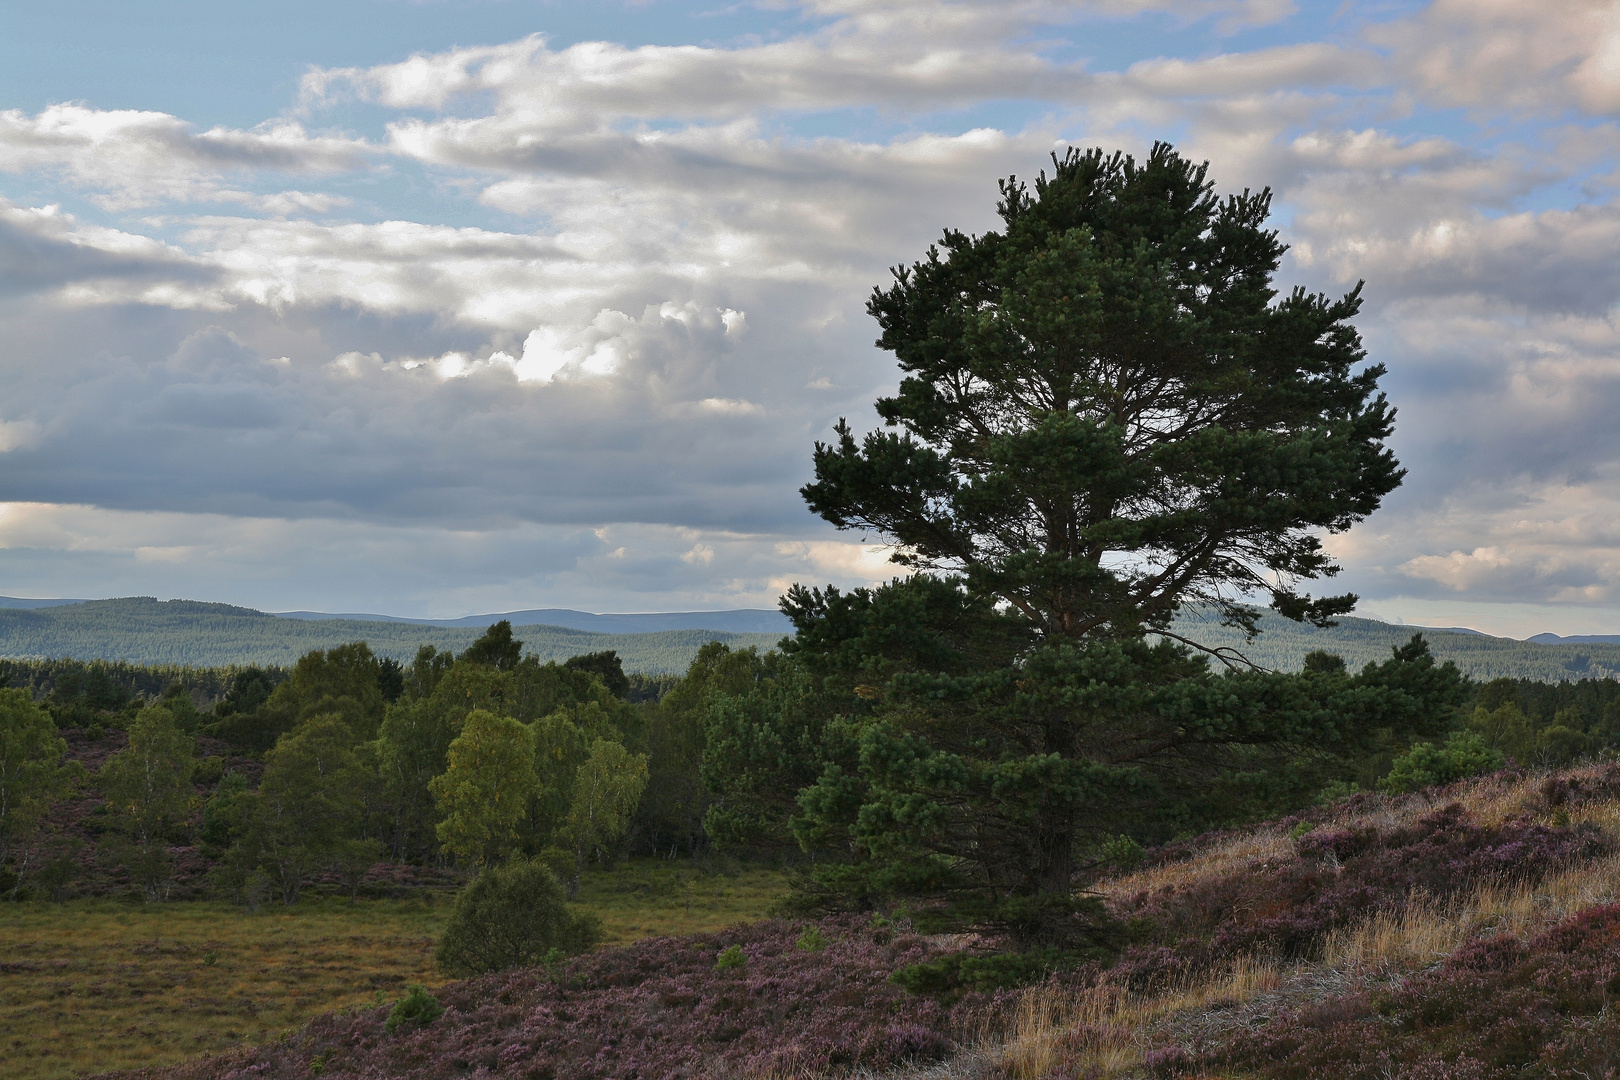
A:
0,859,787,1080
430,709,538,866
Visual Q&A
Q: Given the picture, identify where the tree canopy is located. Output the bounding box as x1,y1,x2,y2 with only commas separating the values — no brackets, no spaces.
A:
803,143,1401,644
749,144,1461,958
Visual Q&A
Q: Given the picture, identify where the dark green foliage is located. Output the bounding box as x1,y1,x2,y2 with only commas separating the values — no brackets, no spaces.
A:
803,143,1399,638
209,666,280,719
564,650,630,699
434,858,602,977
96,704,196,900
639,643,782,857
199,771,249,850
0,688,77,895
1462,676,1620,766
625,673,678,704
1378,731,1504,794
226,715,372,904
460,621,523,671
892,945,1108,998
771,144,1453,948
377,656,405,703
385,985,444,1034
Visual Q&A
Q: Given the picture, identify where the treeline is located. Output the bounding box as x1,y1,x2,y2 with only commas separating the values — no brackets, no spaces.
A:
5,616,1620,907
1175,611,1620,682
0,656,256,718
0,623,734,903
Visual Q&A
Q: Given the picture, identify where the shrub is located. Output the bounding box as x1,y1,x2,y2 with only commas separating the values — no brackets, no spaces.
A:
796,925,828,952
434,857,601,977
1100,833,1146,870
1379,730,1504,794
715,943,746,970
385,985,443,1034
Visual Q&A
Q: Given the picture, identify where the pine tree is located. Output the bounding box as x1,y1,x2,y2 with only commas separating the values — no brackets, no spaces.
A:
782,144,1461,952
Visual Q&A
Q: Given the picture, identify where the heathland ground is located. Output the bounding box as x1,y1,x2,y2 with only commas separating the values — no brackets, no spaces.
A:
0,860,786,1080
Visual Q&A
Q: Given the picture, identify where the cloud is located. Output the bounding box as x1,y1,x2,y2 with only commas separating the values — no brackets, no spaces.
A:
0,105,367,209
2,0,1620,632
1373,0,1620,115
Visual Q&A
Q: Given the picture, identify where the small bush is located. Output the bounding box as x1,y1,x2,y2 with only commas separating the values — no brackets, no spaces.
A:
434,858,601,977
1100,833,1145,871
535,845,577,884
1314,778,1361,805
715,944,746,970
1379,730,1504,794
892,947,1081,998
191,754,225,785
796,925,828,952
385,984,443,1034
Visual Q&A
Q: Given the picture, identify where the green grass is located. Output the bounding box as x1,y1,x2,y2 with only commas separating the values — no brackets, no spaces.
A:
0,860,788,1080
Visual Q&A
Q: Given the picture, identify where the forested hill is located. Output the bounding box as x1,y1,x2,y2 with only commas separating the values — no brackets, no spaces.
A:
0,596,1615,681
1173,611,1620,681
0,598,782,672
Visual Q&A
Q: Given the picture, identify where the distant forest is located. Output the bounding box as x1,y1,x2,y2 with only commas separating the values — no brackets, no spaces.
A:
0,598,782,673
1173,611,1620,682
0,596,1613,683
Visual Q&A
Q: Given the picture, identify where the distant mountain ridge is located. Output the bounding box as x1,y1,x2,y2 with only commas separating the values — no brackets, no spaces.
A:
2,595,1619,683
1529,632,1620,645
269,607,793,635
0,597,783,673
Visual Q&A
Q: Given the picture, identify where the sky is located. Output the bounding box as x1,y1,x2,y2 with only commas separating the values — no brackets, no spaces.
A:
0,0,1617,637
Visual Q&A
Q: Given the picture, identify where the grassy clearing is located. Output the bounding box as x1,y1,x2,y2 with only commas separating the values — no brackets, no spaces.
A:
0,860,787,1080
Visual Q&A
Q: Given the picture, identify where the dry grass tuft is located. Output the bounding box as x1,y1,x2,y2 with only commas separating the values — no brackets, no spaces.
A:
978,762,1620,1080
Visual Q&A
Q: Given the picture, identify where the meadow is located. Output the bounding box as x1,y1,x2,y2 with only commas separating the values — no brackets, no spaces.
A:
0,860,788,1080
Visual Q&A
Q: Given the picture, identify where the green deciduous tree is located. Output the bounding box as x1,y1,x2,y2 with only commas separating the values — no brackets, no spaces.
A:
774,144,1456,948
232,715,370,904
431,709,538,867
563,738,648,866
97,704,196,900
208,643,388,753
564,650,630,699
0,688,78,896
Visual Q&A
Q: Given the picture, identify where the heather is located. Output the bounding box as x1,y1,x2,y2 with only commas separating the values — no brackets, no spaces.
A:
1111,797,1609,980
1214,903,1620,1079
0,861,785,1080
117,916,977,1080
990,764,1620,1080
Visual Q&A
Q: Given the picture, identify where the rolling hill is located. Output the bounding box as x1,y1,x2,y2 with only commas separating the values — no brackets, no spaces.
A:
1171,610,1620,681
0,598,783,673
0,596,1616,682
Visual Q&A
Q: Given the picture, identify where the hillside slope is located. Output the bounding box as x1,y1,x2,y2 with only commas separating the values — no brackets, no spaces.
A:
107,763,1620,1080
0,598,782,673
